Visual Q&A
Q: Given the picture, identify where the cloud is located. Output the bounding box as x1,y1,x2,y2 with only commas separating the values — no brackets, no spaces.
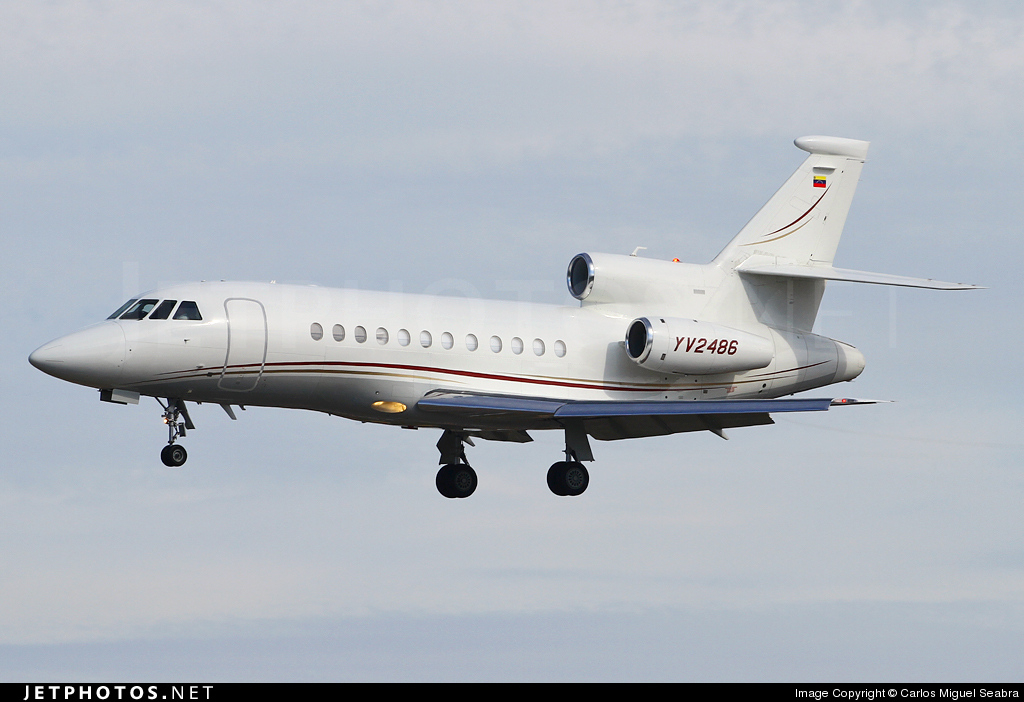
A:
4,2,1024,150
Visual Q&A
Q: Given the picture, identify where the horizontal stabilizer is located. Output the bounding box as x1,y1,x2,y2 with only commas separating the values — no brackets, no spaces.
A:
737,263,982,290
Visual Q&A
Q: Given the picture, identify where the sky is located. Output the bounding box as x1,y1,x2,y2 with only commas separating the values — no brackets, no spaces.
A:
1,0,1022,682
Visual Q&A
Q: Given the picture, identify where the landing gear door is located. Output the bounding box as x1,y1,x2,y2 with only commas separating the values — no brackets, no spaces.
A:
219,298,267,392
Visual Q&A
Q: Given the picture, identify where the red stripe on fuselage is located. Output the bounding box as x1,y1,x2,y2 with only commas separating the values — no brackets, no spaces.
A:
154,359,830,394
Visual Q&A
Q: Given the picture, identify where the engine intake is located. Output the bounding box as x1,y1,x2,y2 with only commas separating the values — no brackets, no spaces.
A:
625,316,774,375
567,253,595,300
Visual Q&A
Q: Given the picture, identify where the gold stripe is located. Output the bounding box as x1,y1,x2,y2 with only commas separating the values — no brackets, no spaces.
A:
739,217,811,246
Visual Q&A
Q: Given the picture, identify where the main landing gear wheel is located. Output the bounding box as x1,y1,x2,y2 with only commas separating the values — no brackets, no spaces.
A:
436,463,478,499
435,430,478,498
547,461,589,496
161,444,188,467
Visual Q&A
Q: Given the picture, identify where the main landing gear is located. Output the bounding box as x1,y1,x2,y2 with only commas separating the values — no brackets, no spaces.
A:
435,430,478,498
157,398,193,467
434,428,592,498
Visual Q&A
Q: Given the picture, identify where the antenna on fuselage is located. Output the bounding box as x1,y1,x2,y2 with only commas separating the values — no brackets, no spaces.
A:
630,246,647,257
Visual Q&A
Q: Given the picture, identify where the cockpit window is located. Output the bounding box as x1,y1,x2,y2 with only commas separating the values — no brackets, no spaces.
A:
107,299,138,320
172,301,202,320
119,299,159,320
148,300,178,320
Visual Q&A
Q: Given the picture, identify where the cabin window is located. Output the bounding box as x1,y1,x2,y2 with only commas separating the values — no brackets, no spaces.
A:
148,300,177,320
490,336,502,353
333,324,345,342
120,299,159,320
420,331,432,348
511,337,524,355
441,332,454,350
398,329,411,346
310,323,324,341
172,301,203,320
554,340,566,357
533,338,545,356
465,334,478,351
354,326,367,343
376,327,389,345
107,299,137,319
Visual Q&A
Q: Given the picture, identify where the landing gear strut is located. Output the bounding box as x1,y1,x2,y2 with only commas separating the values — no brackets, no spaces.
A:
157,398,193,467
435,430,478,498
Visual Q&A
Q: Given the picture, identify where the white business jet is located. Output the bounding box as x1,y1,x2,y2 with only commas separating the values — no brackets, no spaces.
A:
29,136,978,498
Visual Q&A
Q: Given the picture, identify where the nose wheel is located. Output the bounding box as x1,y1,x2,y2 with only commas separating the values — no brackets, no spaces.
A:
161,444,188,467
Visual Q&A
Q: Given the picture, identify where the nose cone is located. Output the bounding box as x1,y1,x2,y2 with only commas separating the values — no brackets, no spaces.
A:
29,323,127,388
833,341,866,383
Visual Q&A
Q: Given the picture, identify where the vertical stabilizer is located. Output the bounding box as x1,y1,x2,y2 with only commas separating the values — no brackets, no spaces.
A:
715,136,869,269
712,136,869,331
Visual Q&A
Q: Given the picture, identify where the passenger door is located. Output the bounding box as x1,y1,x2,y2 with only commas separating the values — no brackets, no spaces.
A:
219,298,267,392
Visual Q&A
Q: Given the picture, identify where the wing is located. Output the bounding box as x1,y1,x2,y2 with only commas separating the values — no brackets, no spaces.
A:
416,390,870,442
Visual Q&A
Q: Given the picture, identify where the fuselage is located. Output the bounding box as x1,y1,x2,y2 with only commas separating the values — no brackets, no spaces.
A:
29,280,864,434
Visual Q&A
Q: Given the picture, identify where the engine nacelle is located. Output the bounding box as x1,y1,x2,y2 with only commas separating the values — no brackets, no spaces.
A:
625,316,774,375
566,252,703,307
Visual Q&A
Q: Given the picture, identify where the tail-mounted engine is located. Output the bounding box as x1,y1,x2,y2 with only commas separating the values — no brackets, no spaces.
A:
567,252,701,307
625,316,774,375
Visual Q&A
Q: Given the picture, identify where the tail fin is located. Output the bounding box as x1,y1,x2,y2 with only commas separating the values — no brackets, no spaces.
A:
712,136,869,332
714,136,869,269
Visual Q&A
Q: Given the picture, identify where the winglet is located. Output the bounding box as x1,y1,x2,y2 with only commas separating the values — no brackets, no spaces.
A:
830,398,892,406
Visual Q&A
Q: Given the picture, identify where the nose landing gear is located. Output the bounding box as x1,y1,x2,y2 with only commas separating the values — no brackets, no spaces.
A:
158,398,193,467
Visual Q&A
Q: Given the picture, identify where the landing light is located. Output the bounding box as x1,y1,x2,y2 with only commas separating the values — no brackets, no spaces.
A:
372,401,407,414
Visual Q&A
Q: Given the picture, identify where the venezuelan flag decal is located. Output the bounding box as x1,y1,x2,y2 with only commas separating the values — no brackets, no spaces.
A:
813,175,827,188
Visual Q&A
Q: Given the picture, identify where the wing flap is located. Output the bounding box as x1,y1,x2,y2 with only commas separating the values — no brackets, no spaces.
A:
579,412,775,441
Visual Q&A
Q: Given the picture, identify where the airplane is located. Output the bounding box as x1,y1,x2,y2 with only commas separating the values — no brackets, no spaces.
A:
29,135,979,499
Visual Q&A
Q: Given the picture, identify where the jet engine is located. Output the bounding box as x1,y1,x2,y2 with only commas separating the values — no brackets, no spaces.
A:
566,252,701,307
624,316,774,375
